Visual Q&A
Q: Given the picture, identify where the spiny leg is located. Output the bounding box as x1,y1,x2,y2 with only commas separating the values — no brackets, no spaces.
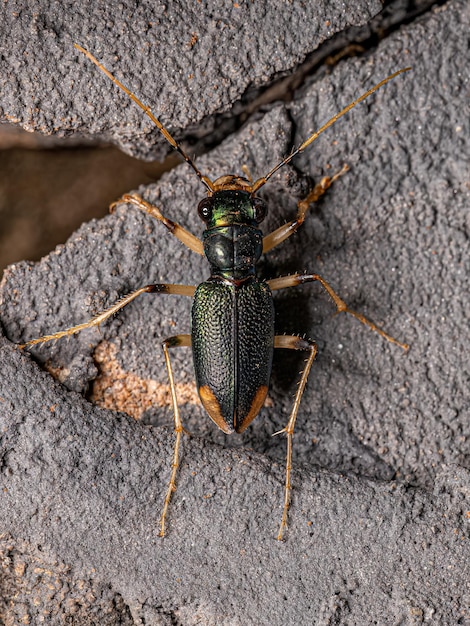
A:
262,164,349,253
160,334,191,537
273,335,317,541
110,193,204,256
20,283,196,349
268,273,408,351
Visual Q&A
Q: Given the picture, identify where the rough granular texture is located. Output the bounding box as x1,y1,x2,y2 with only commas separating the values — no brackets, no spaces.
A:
0,0,382,159
0,535,134,625
0,0,469,624
91,340,199,420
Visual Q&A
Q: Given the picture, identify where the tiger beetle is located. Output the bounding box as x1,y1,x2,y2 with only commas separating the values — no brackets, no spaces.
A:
20,44,410,540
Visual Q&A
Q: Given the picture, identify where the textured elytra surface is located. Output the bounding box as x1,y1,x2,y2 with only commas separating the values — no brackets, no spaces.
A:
1,0,470,624
192,279,274,433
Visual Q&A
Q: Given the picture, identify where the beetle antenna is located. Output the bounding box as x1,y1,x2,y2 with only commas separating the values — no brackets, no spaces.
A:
251,67,412,193
74,44,215,192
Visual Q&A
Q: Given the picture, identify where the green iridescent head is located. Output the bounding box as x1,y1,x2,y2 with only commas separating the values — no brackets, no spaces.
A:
197,190,266,229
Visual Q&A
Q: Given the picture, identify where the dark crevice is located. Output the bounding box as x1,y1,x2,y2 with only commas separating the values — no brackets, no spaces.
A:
182,0,447,157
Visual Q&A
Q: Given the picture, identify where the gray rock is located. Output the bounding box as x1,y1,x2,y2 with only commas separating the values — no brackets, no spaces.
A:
0,0,382,159
0,0,469,624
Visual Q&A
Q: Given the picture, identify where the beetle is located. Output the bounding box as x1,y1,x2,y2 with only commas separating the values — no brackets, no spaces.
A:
21,44,410,540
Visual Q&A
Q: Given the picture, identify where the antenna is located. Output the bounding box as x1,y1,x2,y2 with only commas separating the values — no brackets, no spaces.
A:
251,67,412,193
74,44,215,192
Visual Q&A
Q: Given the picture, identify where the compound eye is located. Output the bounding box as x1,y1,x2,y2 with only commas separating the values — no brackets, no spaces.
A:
252,197,267,223
197,197,214,222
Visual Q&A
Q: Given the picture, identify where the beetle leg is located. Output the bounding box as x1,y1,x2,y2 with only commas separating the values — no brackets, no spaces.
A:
111,193,204,256
19,283,196,349
273,335,317,541
160,334,192,537
268,273,408,351
262,164,349,253
241,164,253,183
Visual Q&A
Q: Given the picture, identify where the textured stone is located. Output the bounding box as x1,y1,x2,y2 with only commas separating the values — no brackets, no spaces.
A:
0,0,469,624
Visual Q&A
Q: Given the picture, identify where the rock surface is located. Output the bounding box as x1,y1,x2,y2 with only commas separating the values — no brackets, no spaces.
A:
0,0,469,624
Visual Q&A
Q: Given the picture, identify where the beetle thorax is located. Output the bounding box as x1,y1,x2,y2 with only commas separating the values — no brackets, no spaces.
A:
203,224,263,278
199,190,265,279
